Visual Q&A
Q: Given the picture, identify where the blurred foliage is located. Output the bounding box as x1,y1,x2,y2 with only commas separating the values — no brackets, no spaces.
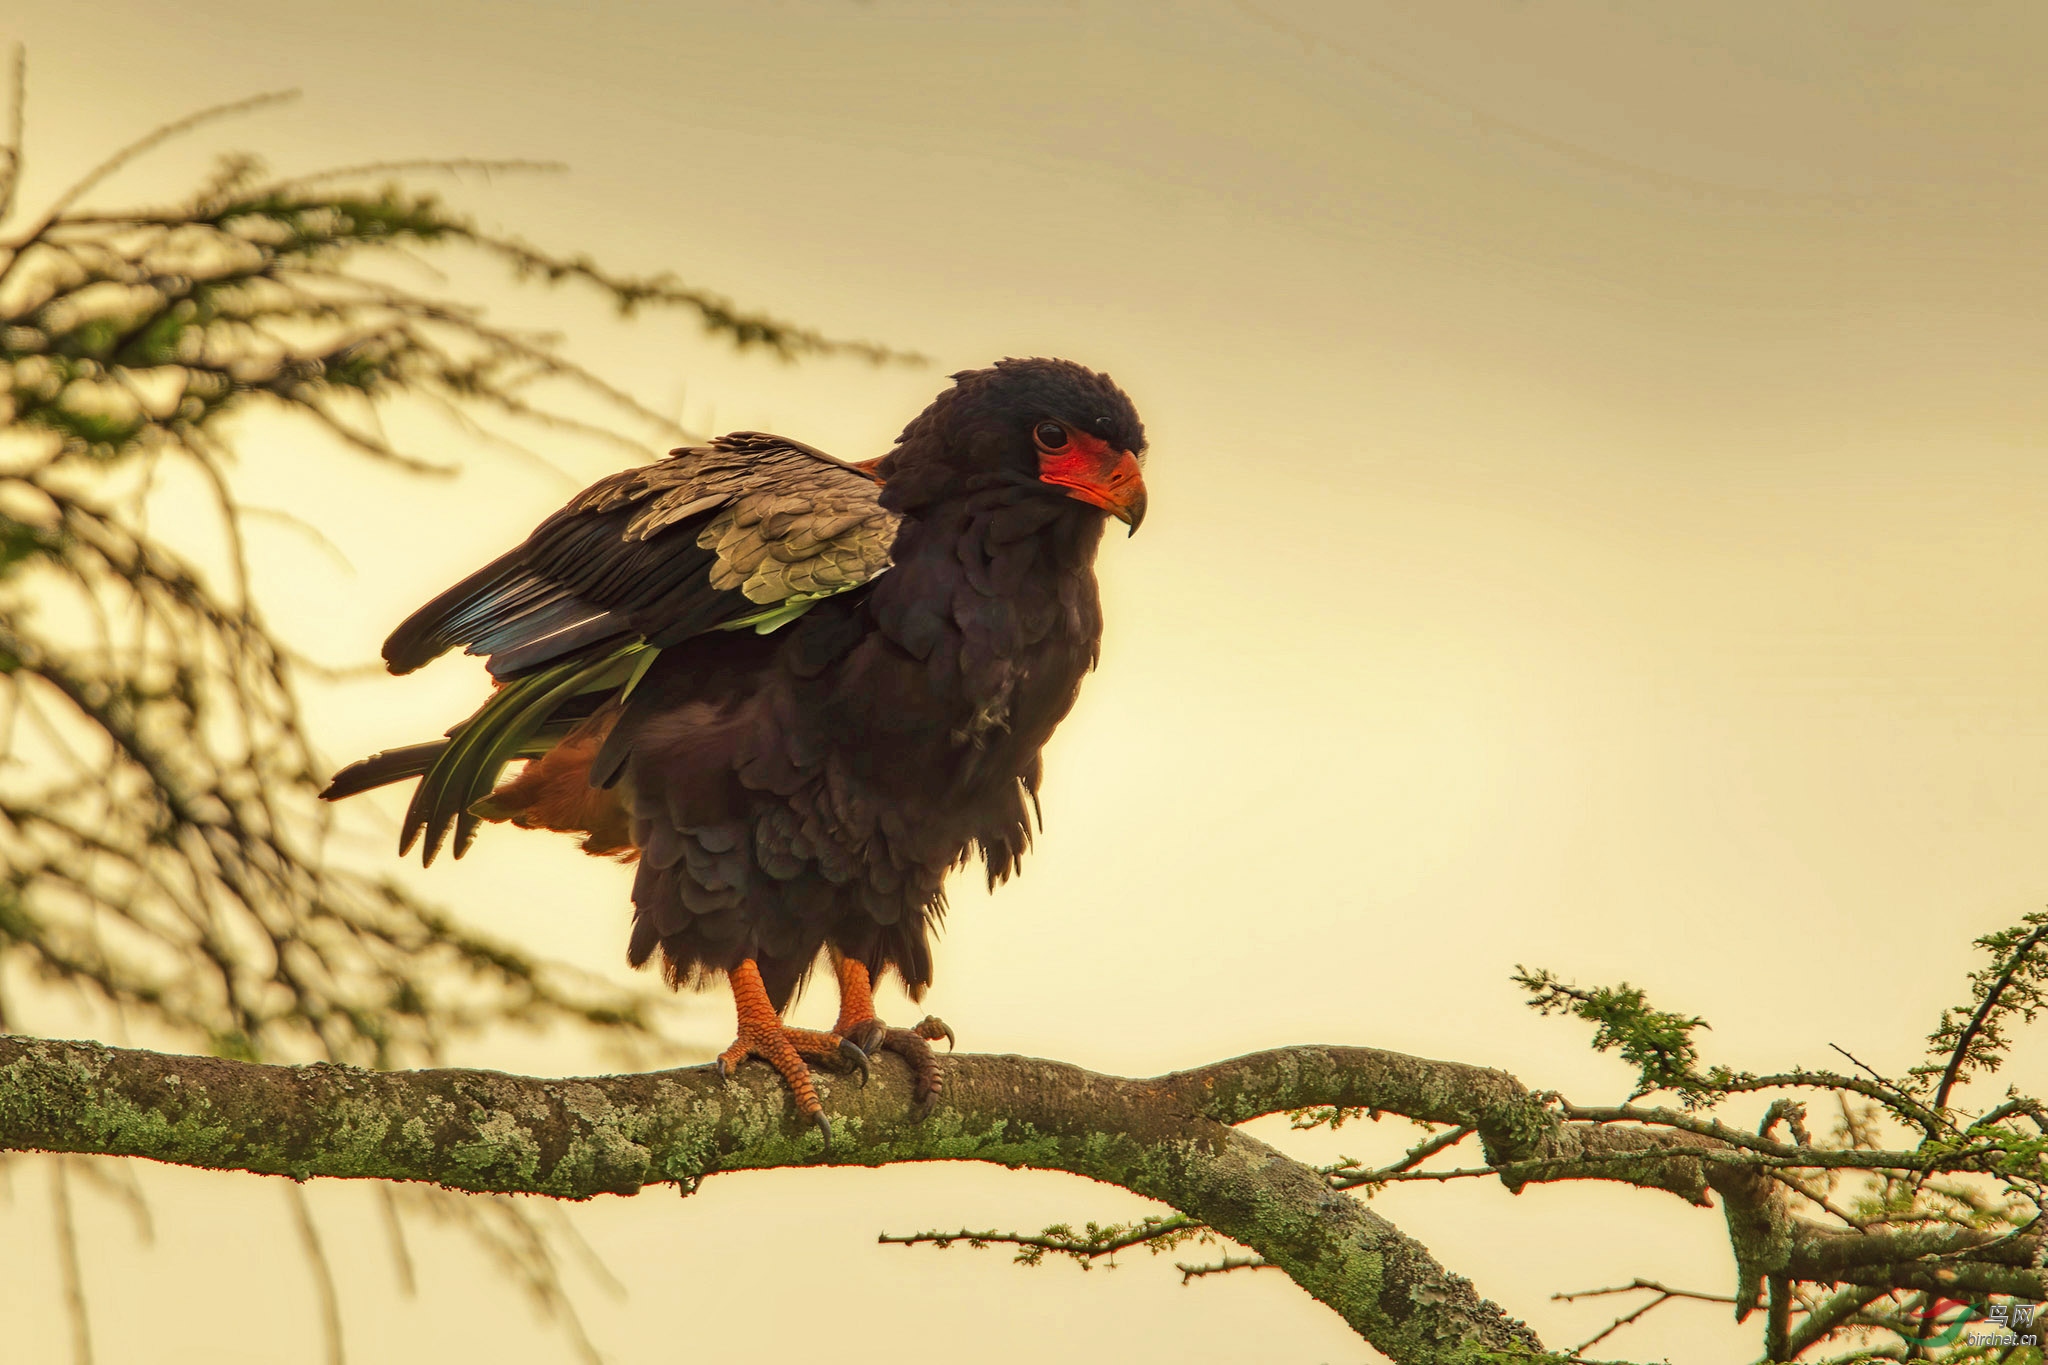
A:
0,82,912,1064
0,70,913,1363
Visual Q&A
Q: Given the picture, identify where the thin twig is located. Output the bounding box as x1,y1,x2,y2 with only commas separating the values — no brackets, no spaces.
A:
1784,1287,1896,1358
257,158,567,192
880,1215,1208,1267
1936,922,2048,1112
51,1157,94,1365
286,1183,345,1365
376,1186,416,1298
1323,1122,1477,1189
1552,1277,1737,1354
0,45,24,224
1,89,298,254
1177,1252,1274,1282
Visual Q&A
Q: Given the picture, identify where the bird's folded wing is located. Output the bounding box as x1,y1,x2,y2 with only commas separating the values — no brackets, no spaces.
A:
381,434,898,679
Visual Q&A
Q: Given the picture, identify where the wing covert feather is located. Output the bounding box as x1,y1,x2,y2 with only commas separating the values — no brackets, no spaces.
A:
382,434,897,677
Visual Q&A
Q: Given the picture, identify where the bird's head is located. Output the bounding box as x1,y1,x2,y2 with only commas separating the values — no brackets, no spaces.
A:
875,357,1148,534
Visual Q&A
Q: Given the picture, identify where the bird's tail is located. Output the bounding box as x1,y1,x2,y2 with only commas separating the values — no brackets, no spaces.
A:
333,640,656,867
320,742,448,801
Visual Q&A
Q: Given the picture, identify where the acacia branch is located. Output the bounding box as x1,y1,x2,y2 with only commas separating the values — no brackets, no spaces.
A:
0,1035,1546,1365
15,1033,2048,1361
1934,920,2048,1112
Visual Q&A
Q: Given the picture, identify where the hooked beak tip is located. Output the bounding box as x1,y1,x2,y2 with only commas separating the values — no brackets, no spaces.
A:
1114,485,1147,536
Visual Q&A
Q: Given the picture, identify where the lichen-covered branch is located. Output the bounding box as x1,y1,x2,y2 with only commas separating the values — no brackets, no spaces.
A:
0,1034,1549,1365
15,1020,2048,1362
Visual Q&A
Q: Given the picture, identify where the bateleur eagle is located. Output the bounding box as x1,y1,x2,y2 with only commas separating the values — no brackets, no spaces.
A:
322,358,1148,1141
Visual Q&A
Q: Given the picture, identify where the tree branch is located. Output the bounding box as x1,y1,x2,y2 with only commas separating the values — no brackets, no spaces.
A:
0,1034,1546,1364
17,1032,2042,1361
1178,1252,1276,1282
877,1213,1207,1266
1550,1278,1738,1355
1933,919,2048,1112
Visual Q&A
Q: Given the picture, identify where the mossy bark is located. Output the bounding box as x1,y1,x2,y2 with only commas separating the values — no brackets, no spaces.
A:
0,1034,1549,1363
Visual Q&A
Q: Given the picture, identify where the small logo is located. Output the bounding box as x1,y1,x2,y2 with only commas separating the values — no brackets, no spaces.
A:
1954,1299,2042,1349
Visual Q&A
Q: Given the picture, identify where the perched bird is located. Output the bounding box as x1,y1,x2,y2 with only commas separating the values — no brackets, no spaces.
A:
323,358,1148,1139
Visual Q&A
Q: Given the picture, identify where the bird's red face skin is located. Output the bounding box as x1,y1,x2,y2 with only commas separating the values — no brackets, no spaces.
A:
1033,421,1147,532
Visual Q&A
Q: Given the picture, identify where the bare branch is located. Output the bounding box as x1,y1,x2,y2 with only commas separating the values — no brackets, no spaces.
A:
1551,1278,1737,1355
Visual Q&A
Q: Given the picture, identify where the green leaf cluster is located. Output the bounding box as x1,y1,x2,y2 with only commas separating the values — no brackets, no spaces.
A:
1512,966,1716,1101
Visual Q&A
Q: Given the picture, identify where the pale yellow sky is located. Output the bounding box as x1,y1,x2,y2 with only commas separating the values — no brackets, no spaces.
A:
6,3,2048,1362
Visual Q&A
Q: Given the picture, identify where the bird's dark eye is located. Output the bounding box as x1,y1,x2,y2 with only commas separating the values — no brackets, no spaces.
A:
1033,421,1069,451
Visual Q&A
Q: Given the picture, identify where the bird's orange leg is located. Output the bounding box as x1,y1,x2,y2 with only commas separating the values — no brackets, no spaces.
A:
822,949,955,1105
715,959,865,1146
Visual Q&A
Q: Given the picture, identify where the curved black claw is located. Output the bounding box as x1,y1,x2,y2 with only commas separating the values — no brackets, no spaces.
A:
915,1015,957,1052
843,1017,888,1056
813,1110,833,1152
837,1037,871,1088
714,1056,732,1081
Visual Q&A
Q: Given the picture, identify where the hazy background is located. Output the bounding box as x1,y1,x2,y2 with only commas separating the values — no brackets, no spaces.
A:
5,3,2048,1361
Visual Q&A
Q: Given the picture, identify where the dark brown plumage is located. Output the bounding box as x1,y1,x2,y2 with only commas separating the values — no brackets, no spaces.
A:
323,358,1148,1136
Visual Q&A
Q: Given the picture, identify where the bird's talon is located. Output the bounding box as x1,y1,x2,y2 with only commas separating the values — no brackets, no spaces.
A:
916,1016,956,1051
843,1017,888,1056
837,1037,871,1087
813,1110,833,1152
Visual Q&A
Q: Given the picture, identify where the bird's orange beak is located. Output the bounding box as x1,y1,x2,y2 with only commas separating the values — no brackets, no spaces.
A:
1038,438,1147,534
